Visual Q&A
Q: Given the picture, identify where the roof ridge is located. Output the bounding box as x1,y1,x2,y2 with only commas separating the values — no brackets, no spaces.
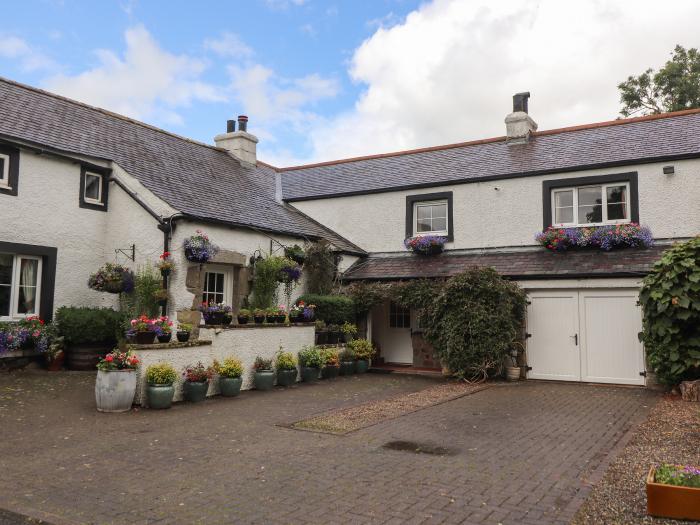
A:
0,76,226,155
279,108,700,172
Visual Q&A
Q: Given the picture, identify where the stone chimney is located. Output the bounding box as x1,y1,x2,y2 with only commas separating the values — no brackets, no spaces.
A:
505,92,537,144
214,115,258,168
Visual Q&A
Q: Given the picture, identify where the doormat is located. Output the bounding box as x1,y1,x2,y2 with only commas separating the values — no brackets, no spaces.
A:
290,381,490,435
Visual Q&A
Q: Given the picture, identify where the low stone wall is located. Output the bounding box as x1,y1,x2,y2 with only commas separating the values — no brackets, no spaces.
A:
132,324,315,406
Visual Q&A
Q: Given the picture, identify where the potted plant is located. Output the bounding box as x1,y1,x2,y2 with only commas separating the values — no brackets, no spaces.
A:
320,347,340,379
506,342,524,381
404,235,448,256
199,302,232,326
349,339,375,374
275,306,287,324
284,244,306,265
55,307,123,371
315,320,328,345
128,315,157,345
253,309,266,324
95,349,140,412
289,302,304,323
88,263,135,294
145,362,178,409
341,322,358,343
182,362,213,403
157,251,175,277
237,308,251,325
176,323,192,343
214,357,244,397
326,324,341,345
275,350,298,386
339,348,356,376
253,356,274,390
153,288,168,307
154,316,173,343
647,464,700,520
298,345,323,383
183,229,219,263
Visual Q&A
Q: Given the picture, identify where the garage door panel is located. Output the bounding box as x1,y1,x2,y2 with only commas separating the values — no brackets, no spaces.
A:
580,291,645,386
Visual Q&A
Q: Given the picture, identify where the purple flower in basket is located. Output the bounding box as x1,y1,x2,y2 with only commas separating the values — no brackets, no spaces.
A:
535,224,654,252
280,264,302,282
404,235,448,255
184,230,219,263
198,302,232,323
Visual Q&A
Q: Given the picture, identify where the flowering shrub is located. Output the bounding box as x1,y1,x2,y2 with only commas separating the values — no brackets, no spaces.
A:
88,263,135,293
535,224,654,251
655,464,700,488
253,356,273,371
214,357,243,378
96,349,139,371
404,235,448,255
275,350,297,371
146,363,178,385
0,316,55,354
348,338,375,360
320,347,339,367
298,345,324,368
182,362,214,382
290,300,316,320
157,251,175,273
183,230,219,263
129,315,158,333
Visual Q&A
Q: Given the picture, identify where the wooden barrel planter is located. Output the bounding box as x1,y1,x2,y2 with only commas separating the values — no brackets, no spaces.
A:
67,343,114,371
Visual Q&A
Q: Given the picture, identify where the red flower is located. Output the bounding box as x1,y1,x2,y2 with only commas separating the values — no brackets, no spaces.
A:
105,355,114,362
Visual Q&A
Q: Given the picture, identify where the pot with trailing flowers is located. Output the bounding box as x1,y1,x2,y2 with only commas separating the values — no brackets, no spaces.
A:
157,251,175,277
154,316,173,343
95,350,140,412
199,303,232,326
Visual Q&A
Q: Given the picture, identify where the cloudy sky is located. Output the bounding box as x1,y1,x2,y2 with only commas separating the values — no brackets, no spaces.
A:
2,0,699,165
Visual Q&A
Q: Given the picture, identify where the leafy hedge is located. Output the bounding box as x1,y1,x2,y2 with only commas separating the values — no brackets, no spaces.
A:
296,294,354,325
420,268,527,381
639,237,700,385
55,307,126,344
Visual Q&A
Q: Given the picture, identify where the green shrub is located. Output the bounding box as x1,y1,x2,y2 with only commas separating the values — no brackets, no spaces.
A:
639,237,700,385
251,256,287,308
341,322,358,335
320,347,339,367
120,265,162,318
421,268,527,382
146,363,178,385
275,350,297,370
55,307,126,344
253,356,273,371
296,294,354,325
214,357,243,378
298,345,323,368
339,348,356,362
348,339,375,360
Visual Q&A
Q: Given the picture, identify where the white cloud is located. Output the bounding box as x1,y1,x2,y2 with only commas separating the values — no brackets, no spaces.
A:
0,36,56,72
204,32,253,58
300,0,700,163
44,26,224,125
263,0,307,10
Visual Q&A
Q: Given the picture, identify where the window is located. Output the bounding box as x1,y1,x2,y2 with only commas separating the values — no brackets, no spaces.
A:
202,265,232,306
414,200,448,235
389,302,411,329
79,166,109,211
542,173,639,229
552,182,630,226
0,253,42,319
83,172,103,204
0,144,19,196
0,153,9,187
406,191,454,240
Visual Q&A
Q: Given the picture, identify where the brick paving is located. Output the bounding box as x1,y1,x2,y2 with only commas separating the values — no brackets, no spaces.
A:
0,371,657,524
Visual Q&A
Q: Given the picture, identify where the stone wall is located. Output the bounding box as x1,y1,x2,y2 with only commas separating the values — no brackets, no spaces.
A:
133,324,314,406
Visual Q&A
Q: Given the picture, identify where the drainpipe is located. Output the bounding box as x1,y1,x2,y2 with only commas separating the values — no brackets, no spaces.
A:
159,213,186,316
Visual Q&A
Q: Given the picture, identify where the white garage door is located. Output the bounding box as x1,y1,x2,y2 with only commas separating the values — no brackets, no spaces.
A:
526,289,645,386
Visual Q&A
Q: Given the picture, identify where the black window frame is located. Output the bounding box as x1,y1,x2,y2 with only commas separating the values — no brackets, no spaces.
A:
0,144,20,197
79,165,111,212
405,191,454,241
542,172,639,230
0,241,57,322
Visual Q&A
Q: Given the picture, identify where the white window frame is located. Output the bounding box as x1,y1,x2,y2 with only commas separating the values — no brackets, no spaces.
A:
0,153,10,188
551,182,631,227
389,301,411,329
413,199,449,236
83,172,104,205
202,265,233,306
0,254,42,321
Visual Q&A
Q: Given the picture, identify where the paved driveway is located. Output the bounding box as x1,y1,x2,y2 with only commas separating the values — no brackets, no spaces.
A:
0,371,657,525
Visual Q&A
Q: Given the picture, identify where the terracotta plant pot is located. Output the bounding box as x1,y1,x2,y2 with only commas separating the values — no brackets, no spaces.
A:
46,351,65,372
647,467,700,520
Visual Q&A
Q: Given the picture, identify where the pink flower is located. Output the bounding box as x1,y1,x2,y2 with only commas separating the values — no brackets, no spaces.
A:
105,355,114,362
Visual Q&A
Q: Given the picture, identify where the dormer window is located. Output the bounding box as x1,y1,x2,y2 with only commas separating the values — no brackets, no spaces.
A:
79,166,109,211
0,153,9,188
406,191,454,240
0,144,19,196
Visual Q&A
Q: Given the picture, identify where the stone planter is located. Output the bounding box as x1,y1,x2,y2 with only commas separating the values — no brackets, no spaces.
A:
647,466,700,520
506,367,520,381
254,370,275,390
300,366,319,383
321,365,340,379
183,381,209,403
147,383,175,409
157,333,172,344
135,331,156,345
355,359,369,374
277,368,297,387
219,376,242,397
176,331,190,343
340,361,355,376
95,369,137,412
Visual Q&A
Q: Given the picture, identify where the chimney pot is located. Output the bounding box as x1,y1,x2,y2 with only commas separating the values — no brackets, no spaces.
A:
214,115,258,168
513,92,530,113
237,115,248,132
226,119,236,133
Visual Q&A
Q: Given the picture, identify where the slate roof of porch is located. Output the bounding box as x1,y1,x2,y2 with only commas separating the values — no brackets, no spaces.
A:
342,246,667,281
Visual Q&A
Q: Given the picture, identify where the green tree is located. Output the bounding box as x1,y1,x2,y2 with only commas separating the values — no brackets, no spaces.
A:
618,45,700,117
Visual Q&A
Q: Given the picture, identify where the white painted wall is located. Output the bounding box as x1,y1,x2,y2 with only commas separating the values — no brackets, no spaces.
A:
292,159,700,253
134,324,314,405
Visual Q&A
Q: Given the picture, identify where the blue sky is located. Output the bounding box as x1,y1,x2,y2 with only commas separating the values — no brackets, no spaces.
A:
2,1,699,165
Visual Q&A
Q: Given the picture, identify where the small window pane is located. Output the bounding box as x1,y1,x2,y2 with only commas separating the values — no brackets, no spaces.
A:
414,201,448,234
416,206,431,221
431,204,447,219
389,302,410,328
19,259,38,287
416,219,432,232
0,285,9,316
431,217,447,232
607,202,627,221
0,157,6,183
17,286,37,314
578,204,602,224
578,186,602,206
606,185,627,204
0,254,13,285
554,190,573,207
85,173,101,201
555,207,574,224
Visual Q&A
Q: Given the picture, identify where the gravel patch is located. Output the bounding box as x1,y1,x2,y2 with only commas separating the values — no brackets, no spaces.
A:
573,395,700,525
291,380,489,434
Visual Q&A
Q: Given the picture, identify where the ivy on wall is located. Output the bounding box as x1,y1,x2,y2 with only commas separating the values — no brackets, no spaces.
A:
304,241,336,295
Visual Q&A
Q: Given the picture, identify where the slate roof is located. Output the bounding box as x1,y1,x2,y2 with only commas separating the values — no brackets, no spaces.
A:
0,77,363,254
281,110,700,201
342,246,667,281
